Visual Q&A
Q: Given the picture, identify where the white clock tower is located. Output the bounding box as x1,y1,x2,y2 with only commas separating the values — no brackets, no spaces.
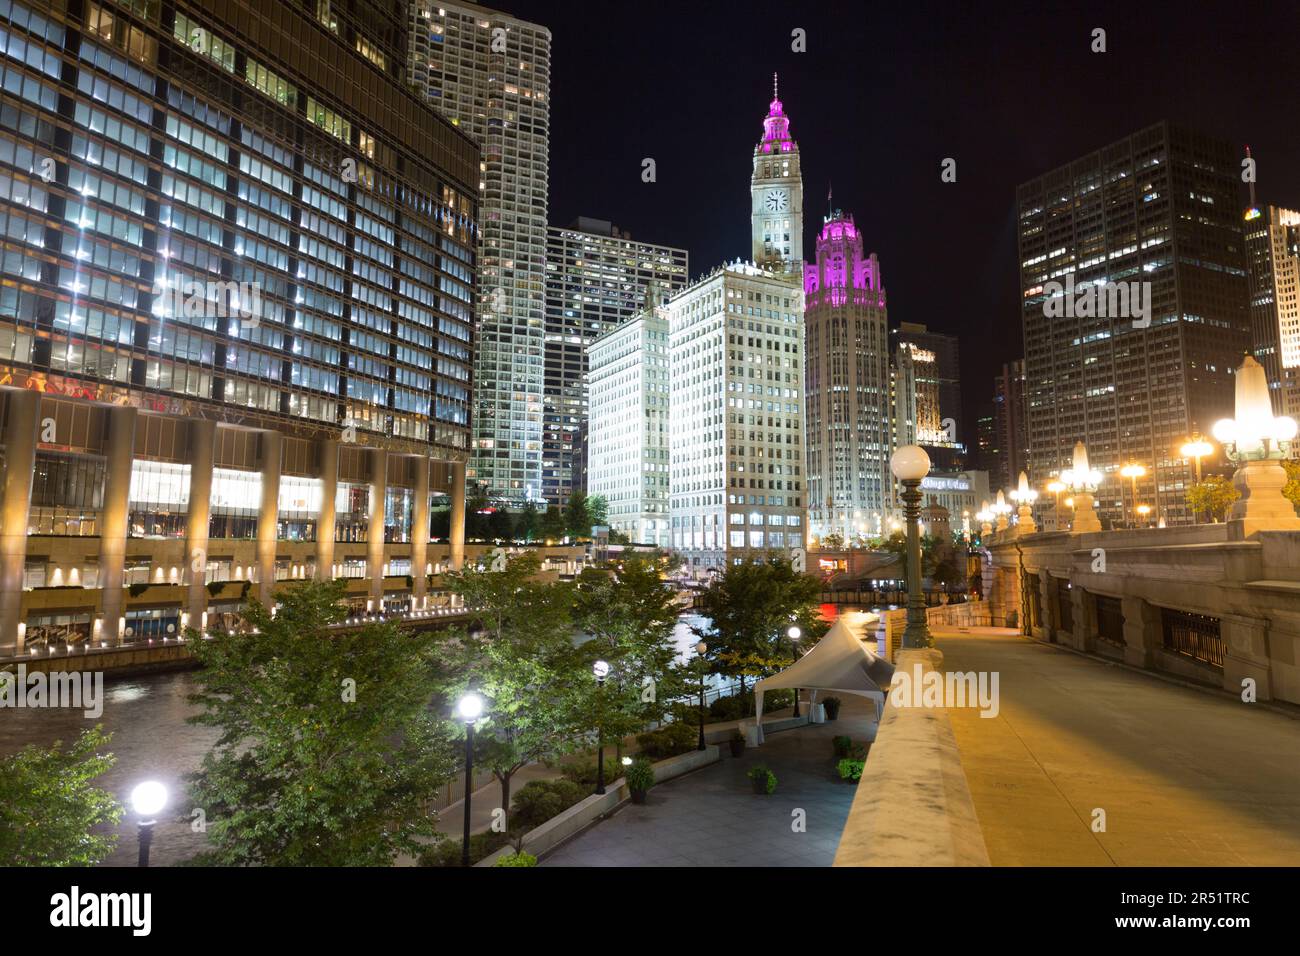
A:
751,74,804,275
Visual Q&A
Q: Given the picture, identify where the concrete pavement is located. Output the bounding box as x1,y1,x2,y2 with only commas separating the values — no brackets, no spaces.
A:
936,626,1300,866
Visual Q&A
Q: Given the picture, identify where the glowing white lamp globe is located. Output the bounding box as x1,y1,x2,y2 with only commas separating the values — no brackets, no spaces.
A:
593,660,611,680
456,692,483,722
890,445,931,482
787,625,801,640
130,781,167,818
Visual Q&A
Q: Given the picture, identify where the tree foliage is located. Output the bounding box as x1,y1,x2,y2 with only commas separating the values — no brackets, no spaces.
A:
184,581,459,866
1186,475,1240,522
0,726,123,866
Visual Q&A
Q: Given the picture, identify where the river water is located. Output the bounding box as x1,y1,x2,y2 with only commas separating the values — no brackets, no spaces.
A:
0,612,739,867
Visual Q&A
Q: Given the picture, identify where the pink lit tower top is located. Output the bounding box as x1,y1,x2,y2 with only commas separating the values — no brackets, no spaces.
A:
750,74,804,276
803,192,893,545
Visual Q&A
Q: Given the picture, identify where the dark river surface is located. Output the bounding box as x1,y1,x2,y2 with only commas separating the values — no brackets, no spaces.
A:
0,612,752,866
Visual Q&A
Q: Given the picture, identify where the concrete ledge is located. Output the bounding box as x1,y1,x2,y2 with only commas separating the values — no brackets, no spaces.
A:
1,643,196,675
476,744,721,866
833,649,990,867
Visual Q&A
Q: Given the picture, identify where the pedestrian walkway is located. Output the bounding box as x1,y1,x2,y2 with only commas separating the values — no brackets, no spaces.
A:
540,696,876,866
937,626,1300,866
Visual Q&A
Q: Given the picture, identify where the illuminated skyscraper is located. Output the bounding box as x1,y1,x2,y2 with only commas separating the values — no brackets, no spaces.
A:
0,0,478,651
803,207,891,544
1018,122,1250,525
1245,203,1300,420
409,1,551,505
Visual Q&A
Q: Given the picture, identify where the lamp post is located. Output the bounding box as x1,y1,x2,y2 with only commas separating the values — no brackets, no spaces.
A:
890,444,932,649
1180,434,1214,523
592,660,610,794
976,501,993,538
1060,441,1103,532
1212,355,1300,531
1120,463,1146,528
455,692,483,867
130,781,167,868
694,641,707,751
1010,470,1038,533
1135,503,1151,527
786,625,801,717
992,490,1012,532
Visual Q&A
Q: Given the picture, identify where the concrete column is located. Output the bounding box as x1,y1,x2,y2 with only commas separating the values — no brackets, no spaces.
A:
185,418,216,629
449,458,466,571
315,439,338,582
99,405,138,646
1072,492,1102,532
412,456,429,602
1221,614,1273,701
367,448,388,608
1035,570,1053,641
256,430,282,607
1071,583,1097,653
1121,595,1160,669
0,390,41,650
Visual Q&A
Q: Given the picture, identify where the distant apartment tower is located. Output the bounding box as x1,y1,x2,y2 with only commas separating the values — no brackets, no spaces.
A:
991,360,1028,494
803,209,890,543
668,263,806,572
409,1,551,505
1244,204,1300,420
543,218,687,505
1018,122,1250,525
0,0,479,651
893,322,963,440
587,300,671,545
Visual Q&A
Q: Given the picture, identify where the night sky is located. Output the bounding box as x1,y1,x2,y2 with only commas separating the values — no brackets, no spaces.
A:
501,0,1300,440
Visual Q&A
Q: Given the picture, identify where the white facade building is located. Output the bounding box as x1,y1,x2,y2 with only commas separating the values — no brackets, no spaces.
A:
587,303,671,546
408,2,552,505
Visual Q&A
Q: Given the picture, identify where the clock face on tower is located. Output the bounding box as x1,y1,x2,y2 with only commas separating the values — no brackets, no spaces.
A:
764,189,789,212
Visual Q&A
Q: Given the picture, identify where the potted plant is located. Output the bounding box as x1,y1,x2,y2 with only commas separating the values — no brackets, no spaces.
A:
823,696,843,721
837,758,865,783
624,757,654,804
747,764,777,795
728,729,746,757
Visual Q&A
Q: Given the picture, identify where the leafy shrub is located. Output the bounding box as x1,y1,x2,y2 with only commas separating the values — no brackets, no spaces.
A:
494,851,537,867
763,689,794,711
635,720,697,759
624,757,655,793
837,758,865,782
747,764,777,794
832,735,854,758
823,696,843,719
510,778,588,831
559,755,625,787
708,694,744,721
418,830,511,867
669,700,708,725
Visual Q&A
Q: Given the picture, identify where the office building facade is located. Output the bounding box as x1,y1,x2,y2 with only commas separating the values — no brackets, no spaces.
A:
1018,121,1250,525
543,218,687,506
408,0,550,504
1245,204,1300,420
0,0,477,651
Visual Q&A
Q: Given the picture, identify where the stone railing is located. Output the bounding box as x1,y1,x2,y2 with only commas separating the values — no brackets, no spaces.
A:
833,648,990,866
926,599,993,628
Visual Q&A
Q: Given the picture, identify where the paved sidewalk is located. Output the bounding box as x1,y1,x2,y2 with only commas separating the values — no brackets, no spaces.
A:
540,697,876,866
937,626,1300,866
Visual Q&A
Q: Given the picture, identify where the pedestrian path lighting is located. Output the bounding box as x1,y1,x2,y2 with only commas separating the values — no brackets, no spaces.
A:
1212,355,1300,529
455,692,483,867
1060,441,1103,532
1136,503,1152,526
1011,471,1038,532
1046,480,1065,530
593,661,610,795
1180,435,1214,484
992,490,1012,532
976,501,994,537
1120,462,1146,527
130,781,167,868
694,641,709,750
889,444,932,650
786,626,802,717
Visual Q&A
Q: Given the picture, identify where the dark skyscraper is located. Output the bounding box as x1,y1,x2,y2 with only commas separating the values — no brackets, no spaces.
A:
1018,121,1250,525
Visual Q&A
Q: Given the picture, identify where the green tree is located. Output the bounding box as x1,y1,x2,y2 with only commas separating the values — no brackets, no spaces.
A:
0,726,123,866
516,501,540,542
564,491,591,539
586,495,609,528
442,552,583,829
1186,475,1240,522
572,560,685,755
540,504,567,541
487,506,514,542
1283,460,1300,513
821,532,845,550
465,483,491,540
184,581,458,866
693,557,824,699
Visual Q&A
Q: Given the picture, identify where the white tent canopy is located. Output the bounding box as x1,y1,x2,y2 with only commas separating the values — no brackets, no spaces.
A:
751,614,894,744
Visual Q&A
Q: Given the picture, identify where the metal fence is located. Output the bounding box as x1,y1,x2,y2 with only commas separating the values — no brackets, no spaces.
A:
1094,595,1125,648
1161,608,1224,669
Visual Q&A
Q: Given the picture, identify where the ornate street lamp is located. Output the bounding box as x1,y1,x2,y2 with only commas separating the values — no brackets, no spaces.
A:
1120,462,1147,528
592,660,610,794
1010,471,1038,533
976,501,993,538
1060,441,1103,532
694,641,708,751
890,445,932,649
1135,503,1152,527
1180,435,1214,485
1212,355,1300,529
455,692,484,867
786,625,802,717
992,490,1012,532
130,781,167,868
1046,480,1065,530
